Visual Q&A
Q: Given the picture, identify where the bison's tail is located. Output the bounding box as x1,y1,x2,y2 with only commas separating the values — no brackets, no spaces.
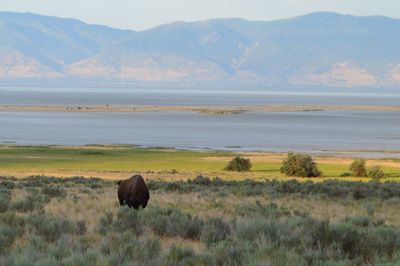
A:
117,180,122,185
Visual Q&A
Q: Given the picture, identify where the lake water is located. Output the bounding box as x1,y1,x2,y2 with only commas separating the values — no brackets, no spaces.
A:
1,86,400,106
1,87,400,157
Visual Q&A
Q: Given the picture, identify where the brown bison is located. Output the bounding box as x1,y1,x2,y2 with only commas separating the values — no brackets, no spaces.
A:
117,175,150,209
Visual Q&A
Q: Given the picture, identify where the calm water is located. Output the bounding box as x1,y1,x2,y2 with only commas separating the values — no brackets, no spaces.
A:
1,87,400,156
1,87,400,106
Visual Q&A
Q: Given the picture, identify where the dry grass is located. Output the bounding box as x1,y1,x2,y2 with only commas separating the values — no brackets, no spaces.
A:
37,186,400,229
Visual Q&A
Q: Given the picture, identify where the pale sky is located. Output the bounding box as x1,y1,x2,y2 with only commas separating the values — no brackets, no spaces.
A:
0,0,398,30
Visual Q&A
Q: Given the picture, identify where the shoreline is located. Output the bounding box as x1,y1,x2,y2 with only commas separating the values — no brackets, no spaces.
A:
1,104,400,114
1,143,400,159
3,144,400,160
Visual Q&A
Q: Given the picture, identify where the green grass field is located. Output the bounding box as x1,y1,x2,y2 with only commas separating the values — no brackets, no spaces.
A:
1,145,400,181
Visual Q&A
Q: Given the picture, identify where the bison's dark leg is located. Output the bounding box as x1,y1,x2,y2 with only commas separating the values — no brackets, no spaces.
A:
118,196,124,206
128,197,140,209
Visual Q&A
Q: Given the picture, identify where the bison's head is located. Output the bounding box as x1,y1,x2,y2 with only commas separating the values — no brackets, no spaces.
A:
117,180,122,185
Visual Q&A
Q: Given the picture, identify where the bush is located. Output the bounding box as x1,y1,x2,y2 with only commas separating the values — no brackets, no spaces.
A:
0,181,15,190
0,212,25,237
0,225,17,254
281,152,321,177
97,211,114,236
11,191,49,212
339,172,352,177
350,159,367,177
0,189,11,213
41,186,67,198
100,231,141,264
189,175,212,186
368,166,385,181
147,207,203,239
210,241,252,266
25,214,84,242
61,250,102,266
115,207,144,236
166,245,198,266
225,156,252,172
200,217,231,247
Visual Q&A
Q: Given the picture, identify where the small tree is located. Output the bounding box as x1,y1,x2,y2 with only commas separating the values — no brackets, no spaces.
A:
280,152,321,177
225,156,251,172
350,159,367,177
368,166,385,181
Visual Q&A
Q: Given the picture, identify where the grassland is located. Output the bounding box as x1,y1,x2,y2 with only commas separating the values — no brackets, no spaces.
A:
2,145,400,265
1,176,400,265
1,145,400,181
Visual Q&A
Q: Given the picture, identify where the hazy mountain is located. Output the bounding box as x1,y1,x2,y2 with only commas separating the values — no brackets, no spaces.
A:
1,11,400,88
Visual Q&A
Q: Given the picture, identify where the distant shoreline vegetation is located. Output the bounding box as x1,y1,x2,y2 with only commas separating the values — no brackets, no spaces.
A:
1,104,400,114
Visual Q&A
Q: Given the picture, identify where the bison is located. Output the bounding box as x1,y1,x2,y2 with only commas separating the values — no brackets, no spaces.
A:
117,175,150,209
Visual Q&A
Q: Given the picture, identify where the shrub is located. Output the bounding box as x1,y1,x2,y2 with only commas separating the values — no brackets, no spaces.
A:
0,225,17,254
368,166,385,181
147,207,203,239
62,250,103,266
115,207,144,236
0,181,15,190
339,172,352,177
166,245,198,266
225,156,252,172
350,159,367,177
25,214,84,242
0,189,11,213
11,197,36,212
280,152,321,177
97,211,114,236
41,186,67,198
189,175,212,186
11,191,49,212
0,212,25,236
200,217,231,247
0,212,25,254
100,231,142,264
210,241,252,266
143,237,161,261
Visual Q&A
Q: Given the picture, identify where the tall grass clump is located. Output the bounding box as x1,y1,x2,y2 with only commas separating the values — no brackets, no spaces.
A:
225,156,252,172
350,159,367,177
281,152,321,177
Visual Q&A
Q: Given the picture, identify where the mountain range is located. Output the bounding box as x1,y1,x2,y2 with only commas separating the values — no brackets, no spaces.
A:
1,11,400,88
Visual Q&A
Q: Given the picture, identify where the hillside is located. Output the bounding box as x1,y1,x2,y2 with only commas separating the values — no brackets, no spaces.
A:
1,11,400,88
